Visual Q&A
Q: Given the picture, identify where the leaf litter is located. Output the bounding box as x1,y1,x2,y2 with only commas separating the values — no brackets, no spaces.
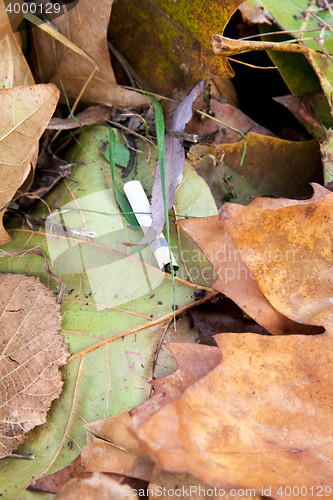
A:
0,0,332,497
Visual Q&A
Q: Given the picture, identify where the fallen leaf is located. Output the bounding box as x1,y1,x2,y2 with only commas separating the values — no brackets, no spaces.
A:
239,0,272,25
81,343,221,481
29,0,147,107
56,472,139,500
108,0,243,96
30,456,85,494
0,273,68,458
141,81,204,243
178,184,328,334
220,192,333,329
190,300,269,345
189,133,322,207
0,0,34,87
273,93,333,141
149,466,260,499
47,106,114,130
134,332,333,498
0,83,59,244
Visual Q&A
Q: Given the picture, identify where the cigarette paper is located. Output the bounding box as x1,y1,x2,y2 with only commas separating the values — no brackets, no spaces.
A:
123,180,178,272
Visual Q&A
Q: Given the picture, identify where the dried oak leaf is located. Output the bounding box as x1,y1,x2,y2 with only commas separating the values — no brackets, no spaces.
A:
81,343,220,480
134,332,333,497
29,0,147,108
0,273,69,458
178,184,330,334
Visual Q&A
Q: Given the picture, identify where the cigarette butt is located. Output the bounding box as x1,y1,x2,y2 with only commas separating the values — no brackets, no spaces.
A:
123,180,179,272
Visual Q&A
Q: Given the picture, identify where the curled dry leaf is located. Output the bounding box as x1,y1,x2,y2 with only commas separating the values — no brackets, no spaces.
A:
178,184,331,333
81,344,220,479
29,0,147,108
0,273,69,458
0,83,59,244
56,472,138,500
134,332,333,498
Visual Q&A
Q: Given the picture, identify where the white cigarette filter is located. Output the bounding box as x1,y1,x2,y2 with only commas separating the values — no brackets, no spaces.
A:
123,180,178,272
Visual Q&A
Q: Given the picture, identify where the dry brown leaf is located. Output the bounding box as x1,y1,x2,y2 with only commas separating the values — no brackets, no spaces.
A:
30,456,86,494
238,1,272,25
0,83,59,244
0,0,34,87
56,473,139,500
82,344,221,480
47,106,114,130
220,192,333,329
178,184,330,333
188,134,322,209
149,466,260,499
134,332,333,498
29,0,147,108
0,273,69,458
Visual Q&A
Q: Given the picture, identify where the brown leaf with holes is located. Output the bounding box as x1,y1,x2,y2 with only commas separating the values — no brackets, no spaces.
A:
29,0,147,108
81,343,220,479
178,184,331,334
134,332,333,498
0,273,69,458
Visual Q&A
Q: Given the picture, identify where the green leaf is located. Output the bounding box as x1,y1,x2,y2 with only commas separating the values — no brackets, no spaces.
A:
0,125,217,497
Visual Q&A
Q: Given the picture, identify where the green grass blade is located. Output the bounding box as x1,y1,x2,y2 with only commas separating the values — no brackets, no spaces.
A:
107,126,139,227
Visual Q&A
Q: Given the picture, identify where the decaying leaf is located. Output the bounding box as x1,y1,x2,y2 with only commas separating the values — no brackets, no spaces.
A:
134,332,333,498
56,473,139,500
189,134,322,207
142,81,204,243
109,0,243,95
29,0,147,107
0,83,59,244
178,184,330,334
273,93,332,141
0,273,68,458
